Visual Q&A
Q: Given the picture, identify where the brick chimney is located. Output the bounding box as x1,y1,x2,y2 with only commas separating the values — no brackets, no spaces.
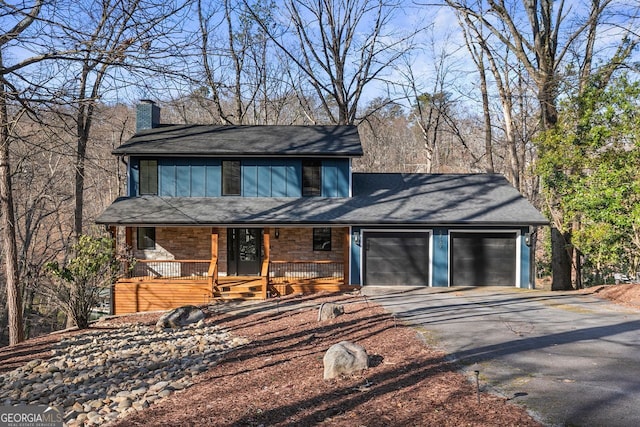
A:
136,99,160,132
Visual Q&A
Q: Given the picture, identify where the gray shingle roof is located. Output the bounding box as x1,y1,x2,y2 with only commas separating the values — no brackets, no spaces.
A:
112,125,363,157
96,173,548,226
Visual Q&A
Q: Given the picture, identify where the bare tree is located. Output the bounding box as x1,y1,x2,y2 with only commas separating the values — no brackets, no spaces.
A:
458,16,495,173
246,0,414,125
443,0,639,290
12,117,74,338
195,0,279,125
0,0,45,345
43,0,189,239
357,97,416,172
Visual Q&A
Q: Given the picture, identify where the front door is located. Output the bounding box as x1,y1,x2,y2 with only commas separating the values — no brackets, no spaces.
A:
228,228,262,276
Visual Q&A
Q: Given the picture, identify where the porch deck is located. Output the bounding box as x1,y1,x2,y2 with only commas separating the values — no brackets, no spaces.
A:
113,259,354,314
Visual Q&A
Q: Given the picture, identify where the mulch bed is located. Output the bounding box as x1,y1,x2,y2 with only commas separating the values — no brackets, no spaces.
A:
110,293,540,426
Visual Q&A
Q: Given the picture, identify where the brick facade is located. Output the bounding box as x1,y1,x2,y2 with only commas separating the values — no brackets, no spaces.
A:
132,226,347,275
269,227,345,262
132,227,212,260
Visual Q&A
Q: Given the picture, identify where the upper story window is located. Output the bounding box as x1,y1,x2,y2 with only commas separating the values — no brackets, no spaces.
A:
302,160,321,196
139,160,158,195
222,160,241,196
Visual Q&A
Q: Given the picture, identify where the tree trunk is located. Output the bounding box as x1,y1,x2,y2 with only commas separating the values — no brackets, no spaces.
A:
478,63,494,173
0,82,25,345
551,227,573,290
74,134,87,238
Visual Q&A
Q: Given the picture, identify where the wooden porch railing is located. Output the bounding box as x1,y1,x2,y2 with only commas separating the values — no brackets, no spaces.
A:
120,258,344,298
124,259,211,280
269,260,344,283
208,256,219,288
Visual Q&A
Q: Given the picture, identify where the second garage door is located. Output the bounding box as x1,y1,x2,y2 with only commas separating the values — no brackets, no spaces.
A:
363,231,430,286
451,232,517,286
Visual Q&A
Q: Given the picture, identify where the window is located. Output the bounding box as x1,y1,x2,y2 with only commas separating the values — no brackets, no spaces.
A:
302,160,321,196
137,227,156,250
222,160,241,195
139,160,158,195
313,228,331,251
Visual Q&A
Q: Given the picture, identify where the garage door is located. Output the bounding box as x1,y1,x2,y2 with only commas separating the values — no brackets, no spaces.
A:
363,231,430,286
451,232,516,286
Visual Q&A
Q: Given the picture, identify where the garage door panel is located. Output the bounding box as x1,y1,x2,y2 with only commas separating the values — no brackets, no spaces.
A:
451,233,516,286
364,232,429,286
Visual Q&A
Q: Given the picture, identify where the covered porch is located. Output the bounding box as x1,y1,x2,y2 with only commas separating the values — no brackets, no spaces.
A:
111,226,353,314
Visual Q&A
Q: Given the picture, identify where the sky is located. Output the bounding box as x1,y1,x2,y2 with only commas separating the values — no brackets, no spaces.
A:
2,0,638,116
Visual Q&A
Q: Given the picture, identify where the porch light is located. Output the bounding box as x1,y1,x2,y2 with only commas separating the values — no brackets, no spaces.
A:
353,231,360,245
275,228,280,239
525,227,536,246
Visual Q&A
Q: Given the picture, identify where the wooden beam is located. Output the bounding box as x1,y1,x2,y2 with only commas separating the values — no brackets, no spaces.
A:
263,228,270,261
125,227,133,249
210,228,219,288
211,227,219,259
109,226,117,316
262,228,270,299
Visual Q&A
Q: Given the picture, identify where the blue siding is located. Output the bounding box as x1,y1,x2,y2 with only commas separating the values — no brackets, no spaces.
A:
191,163,206,197
431,228,449,287
257,165,271,196
320,160,350,197
337,160,350,197
130,157,350,198
176,160,191,196
286,163,301,197
520,227,532,288
205,161,221,196
159,161,176,196
129,159,139,197
243,163,258,197
322,162,339,197
350,227,362,285
270,165,286,196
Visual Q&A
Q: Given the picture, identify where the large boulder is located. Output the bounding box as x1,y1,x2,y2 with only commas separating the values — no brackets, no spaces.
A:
317,302,344,321
323,341,369,380
155,305,205,329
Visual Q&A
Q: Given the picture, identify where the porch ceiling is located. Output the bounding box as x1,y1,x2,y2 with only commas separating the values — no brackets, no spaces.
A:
96,174,548,227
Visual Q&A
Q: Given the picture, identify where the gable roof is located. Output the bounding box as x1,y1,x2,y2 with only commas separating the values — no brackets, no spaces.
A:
96,173,548,226
112,125,363,157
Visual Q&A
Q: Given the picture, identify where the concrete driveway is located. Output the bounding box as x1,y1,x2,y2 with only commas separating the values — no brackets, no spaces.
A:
362,286,640,427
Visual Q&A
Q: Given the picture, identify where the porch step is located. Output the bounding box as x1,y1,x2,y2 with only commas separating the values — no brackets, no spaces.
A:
214,276,266,300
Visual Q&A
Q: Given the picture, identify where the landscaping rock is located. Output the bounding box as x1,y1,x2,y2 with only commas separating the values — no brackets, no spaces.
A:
317,302,344,321
323,341,369,380
156,305,205,329
0,320,249,425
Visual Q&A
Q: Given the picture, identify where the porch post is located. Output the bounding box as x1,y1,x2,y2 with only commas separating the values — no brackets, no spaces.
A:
343,227,350,286
262,228,270,299
122,227,134,315
125,227,133,249
210,228,219,287
109,226,117,315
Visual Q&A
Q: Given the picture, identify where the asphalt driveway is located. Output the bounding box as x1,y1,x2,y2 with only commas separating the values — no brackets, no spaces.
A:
362,286,640,427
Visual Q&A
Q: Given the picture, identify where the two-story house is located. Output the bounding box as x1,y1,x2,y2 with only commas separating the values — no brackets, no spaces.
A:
96,100,548,314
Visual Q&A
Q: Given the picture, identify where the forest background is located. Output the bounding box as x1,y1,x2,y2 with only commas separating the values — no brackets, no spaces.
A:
1,0,639,345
